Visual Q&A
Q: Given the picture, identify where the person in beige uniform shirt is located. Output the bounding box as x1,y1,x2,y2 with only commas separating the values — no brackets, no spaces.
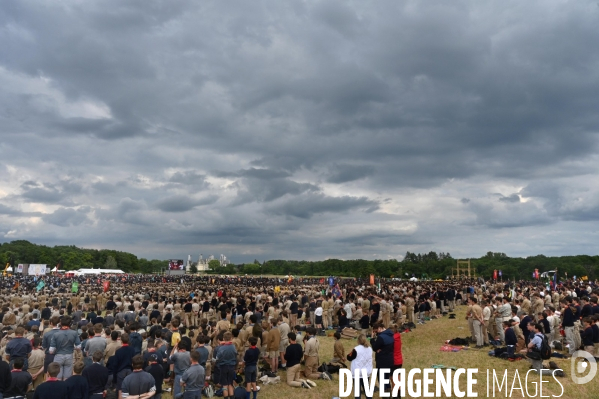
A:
321,298,329,329
303,327,323,380
470,297,485,348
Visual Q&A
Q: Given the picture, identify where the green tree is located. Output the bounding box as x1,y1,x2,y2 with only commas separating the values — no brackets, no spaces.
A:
104,256,117,269
190,262,198,274
208,259,220,273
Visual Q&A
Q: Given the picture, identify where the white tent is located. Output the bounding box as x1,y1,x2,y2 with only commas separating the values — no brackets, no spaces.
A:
51,266,58,272
409,277,418,282
73,268,125,276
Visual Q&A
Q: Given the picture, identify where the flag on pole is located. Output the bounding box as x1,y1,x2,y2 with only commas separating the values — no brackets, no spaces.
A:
71,281,79,293
36,280,45,292
103,280,110,292
369,274,375,285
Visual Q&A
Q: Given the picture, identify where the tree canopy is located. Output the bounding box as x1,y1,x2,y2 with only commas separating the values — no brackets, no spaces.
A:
1,241,596,279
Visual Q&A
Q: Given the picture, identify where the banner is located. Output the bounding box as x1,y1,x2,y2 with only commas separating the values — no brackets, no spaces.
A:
369,274,375,285
17,264,24,273
328,277,334,286
28,264,47,276
498,270,502,277
103,281,110,292
36,280,45,292
71,281,79,293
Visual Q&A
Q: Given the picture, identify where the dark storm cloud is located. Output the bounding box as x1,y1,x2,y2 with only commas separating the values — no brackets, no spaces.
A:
1,0,598,261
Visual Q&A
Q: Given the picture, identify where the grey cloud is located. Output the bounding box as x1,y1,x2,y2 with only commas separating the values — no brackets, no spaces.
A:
498,194,520,203
1,1,599,262
21,185,67,204
42,207,90,227
155,195,218,213
267,194,379,219
326,164,375,184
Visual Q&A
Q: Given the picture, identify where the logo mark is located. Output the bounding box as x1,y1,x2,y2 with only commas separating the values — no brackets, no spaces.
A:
570,350,597,385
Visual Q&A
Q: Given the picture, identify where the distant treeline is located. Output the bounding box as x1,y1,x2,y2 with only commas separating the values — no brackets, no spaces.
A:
1,241,597,280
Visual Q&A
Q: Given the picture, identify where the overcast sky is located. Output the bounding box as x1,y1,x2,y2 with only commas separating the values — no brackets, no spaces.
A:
1,0,599,263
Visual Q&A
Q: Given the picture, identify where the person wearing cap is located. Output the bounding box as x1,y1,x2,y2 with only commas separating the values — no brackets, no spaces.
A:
145,354,164,399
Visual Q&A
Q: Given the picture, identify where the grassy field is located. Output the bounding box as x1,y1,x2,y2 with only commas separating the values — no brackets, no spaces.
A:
163,306,598,398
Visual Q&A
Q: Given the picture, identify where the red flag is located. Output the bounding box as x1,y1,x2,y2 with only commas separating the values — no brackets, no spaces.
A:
369,274,375,285
493,270,498,280
103,281,110,292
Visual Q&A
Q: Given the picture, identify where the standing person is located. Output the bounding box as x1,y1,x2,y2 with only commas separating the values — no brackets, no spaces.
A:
119,355,156,399
289,297,299,329
170,342,191,399
42,316,60,374
0,355,12,398
28,337,46,388
49,316,82,380
82,352,110,399
321,297,329,330
560,299,577,355
470,298,484,349
145,354,164,399
84,324,107,367
266,319,280,373
314,303,323,335
32,362,68,399
5,327,33,371
370,322,394,394
215,331,238,399
65,361,89,399
179,350,205,399
110,333,135,395
277,317,290,369
391,324,403,398
4,357,33,399
346,334,374,399
243,337,261,397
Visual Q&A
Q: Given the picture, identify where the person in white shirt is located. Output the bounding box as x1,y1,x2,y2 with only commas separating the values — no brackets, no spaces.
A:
347,334,374,399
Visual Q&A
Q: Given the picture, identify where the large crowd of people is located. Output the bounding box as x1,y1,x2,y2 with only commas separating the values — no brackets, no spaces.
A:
0,274,598,399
